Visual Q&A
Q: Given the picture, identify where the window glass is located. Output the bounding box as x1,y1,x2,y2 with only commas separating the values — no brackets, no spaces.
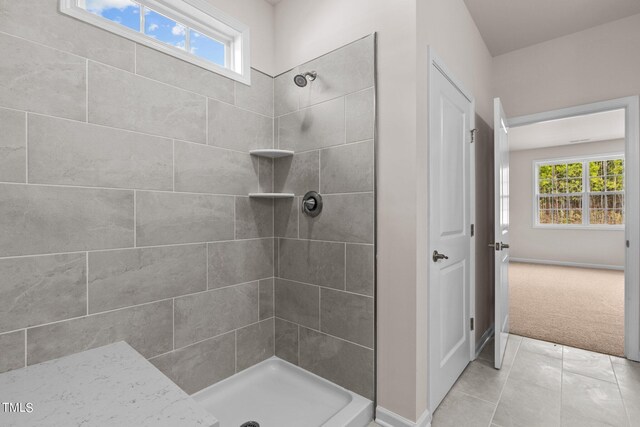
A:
190,29,226,66
81,0,141,32
536,157,624,227
144,8,186,50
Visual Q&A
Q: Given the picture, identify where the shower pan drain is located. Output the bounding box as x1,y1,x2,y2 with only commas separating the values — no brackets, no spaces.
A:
240,422,260,427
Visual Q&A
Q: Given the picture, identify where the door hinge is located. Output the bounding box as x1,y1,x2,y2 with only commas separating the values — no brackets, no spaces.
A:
471,224,475,237
627,240,630,248
470,318,475,331
470,128,478,144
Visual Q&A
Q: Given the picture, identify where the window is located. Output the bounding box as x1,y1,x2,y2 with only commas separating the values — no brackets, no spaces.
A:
535,155,625,227
61,0,250,83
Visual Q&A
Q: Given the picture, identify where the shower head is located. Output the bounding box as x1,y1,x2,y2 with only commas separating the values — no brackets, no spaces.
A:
293,71,317,87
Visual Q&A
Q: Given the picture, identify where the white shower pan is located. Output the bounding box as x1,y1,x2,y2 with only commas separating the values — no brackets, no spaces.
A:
193,356,373,427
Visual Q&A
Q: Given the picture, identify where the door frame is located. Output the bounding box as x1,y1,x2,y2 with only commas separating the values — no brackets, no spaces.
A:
508,96,640,361
426,47,477,412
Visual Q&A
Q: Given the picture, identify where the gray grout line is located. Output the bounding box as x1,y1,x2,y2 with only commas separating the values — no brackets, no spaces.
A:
133,189,137,247
273,316,374,352
560,342,564,425
24,113,28,184
276,276,373,299
0,237,278,261
206,244,210,290
85,252,89,314
0,178,373,199
172,140,175,192
488,336,522,425
172,298,175,350
85,59,89,123
344,242,347,290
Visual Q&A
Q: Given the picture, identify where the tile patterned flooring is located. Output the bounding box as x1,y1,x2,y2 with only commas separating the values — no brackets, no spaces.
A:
370,334,640,427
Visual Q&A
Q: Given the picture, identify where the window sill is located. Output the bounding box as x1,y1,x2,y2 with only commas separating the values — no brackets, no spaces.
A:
532,224,625,231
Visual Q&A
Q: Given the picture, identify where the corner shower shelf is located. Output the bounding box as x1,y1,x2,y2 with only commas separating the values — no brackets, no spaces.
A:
249,149,294,158
249,193,295,199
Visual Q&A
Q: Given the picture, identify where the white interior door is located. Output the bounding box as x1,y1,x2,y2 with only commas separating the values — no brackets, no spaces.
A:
493,98,510,369
428,60,473,410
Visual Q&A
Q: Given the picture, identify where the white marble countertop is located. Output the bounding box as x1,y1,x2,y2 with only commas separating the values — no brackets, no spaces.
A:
0,342,219,427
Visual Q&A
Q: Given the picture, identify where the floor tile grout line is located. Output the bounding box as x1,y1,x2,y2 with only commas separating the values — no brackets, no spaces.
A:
560,342,564,425
488,337,522,426
610,355,633,425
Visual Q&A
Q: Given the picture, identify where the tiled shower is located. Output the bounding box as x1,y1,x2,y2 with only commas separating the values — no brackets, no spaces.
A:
0,0,375,405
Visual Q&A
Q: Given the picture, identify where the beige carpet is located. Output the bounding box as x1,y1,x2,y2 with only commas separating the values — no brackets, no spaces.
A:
509,262,624,356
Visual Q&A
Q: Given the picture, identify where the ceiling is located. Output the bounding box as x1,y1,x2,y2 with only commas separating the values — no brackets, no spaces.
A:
264,0,282,5
509,109,625,152
464,0,640,56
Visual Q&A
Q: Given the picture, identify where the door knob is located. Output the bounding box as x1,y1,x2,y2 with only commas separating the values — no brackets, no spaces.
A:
432,250,449,262
501,243,510,249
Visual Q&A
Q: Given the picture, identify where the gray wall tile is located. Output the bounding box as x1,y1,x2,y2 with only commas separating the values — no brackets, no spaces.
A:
136,191,234,246
259,278,274,320
174,141,260,195
208,99,273,152
274,198,299,238
174,282,259,348
0,184,133,257
208,239,274,289
235,197,274,239
346,88,375,142
0,0,134,71
346,244,374,296
27,300,173,365
274,151,320,195
88,244,207,313
89,62,206,143
320,141,374,194
274,278,319,329
28,115,173,190
0,330,25,374
320,289,374,348
278,97,345,152
150,332,235,395
299,327,374,399
0,108,26,183
299,193,374,244
235,69,274,117
258,158,274,193
278,239,345,289
274,68,299,117
298,36,374,108
236,318,274,371
0,253,86,333
0,33,86,120
275,318,298,365
135,45,233,103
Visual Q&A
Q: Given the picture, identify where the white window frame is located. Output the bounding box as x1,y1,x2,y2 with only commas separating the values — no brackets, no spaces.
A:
60,0,251,84
533,153,625,230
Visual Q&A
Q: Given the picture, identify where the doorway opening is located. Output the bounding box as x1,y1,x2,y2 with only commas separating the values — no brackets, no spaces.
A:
506,97,640,361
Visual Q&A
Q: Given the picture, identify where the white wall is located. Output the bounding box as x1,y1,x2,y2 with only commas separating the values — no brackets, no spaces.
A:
205,0,275,75
510,139,626,268
493,13,640,118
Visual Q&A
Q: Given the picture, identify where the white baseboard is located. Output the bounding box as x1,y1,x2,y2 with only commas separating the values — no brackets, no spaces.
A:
510,257,624,271
475,324,495,358
375,406,431,427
